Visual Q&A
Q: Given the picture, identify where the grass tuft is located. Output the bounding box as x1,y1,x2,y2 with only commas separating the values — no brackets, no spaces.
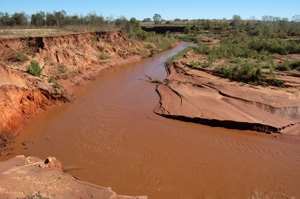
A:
27,60,43,77
99,53,110,60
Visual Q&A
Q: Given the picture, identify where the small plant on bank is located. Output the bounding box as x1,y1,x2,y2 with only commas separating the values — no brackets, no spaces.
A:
276,60,291,71
277,59,300,71
166,46,192,64
14,51,29,62
99,53,110,60
202,61,212,68
145,44,153,49
163,78,169,85
146,75,162,84
27,60,43,77
49,76,60,88
290,60,300,70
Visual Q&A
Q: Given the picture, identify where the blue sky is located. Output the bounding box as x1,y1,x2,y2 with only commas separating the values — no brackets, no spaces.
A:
1,0,299,20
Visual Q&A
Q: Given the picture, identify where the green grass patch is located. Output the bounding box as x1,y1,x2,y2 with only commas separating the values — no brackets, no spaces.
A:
49,76,60,88
145,44,153,49
290,60,300,70
215,60,284,87
99,54,110,60
166,46,192,64
176,33,199,42
143,32,177,51
27,60,43,77
276,60,291,71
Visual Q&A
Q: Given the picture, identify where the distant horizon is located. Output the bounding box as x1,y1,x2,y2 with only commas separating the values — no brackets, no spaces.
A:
1,0,299,21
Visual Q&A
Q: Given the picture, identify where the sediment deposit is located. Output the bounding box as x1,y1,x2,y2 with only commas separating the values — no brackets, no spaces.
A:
0,155,147,199
155,56,300,134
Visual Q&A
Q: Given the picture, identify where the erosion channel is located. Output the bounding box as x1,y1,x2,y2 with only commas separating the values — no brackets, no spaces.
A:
9,43,300,199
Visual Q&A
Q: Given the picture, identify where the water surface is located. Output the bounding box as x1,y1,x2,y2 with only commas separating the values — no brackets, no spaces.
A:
12,43,300,199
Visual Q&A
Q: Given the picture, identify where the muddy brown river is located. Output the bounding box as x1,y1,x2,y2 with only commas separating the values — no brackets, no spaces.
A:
10,43,300,199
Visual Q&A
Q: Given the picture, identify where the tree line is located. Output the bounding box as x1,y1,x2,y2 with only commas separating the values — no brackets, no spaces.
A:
1,11,299,37
183,15,300,37
0,10,107,28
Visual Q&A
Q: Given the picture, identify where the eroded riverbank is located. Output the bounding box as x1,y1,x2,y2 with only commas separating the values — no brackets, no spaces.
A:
7,43,300,199
0,31,152,156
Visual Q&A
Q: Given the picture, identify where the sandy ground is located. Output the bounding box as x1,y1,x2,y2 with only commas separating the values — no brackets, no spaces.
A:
155,52,300,134
0,155,147,199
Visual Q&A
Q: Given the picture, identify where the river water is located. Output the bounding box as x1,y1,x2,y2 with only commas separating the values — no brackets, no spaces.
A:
11,43,300,199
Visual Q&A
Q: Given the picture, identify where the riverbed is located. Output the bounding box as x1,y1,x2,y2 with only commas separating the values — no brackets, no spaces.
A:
10,43,300,199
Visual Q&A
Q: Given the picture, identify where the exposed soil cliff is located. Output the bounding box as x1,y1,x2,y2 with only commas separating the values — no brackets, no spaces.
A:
0,31,150,156
155,53,300,134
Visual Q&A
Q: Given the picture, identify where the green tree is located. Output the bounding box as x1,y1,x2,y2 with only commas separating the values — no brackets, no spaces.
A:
153,13,162,24
66,15,82,25
230,15,242,28
115,16,128,29
143,18,152,22
31,11,45,27
86,12,104,26
129,17,143,38
46,13,56,26
54,10,66,28
0,12,11,26
11,12,28,26
184,22,191,34
203,19,212,30
292,15,300,22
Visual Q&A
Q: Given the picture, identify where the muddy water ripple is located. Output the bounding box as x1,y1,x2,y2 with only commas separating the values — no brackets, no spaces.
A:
11,43,300,199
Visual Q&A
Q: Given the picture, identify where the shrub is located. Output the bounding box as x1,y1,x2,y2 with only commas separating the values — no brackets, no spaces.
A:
15,51,29,62
49,76,60,88
266,78,285,87
276,60,291,71
145,44,153,49
215,60,284,87
166,47,192,64
193,42,210,55
27,60,43,77
202,61,212,68
176,33,199,42
163,79,169,85
144,32,177,51
99,54,110,60
290,60,300,70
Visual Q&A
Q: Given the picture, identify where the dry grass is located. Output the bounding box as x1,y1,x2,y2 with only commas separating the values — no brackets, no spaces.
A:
0,28,77,39
0,25,118,39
